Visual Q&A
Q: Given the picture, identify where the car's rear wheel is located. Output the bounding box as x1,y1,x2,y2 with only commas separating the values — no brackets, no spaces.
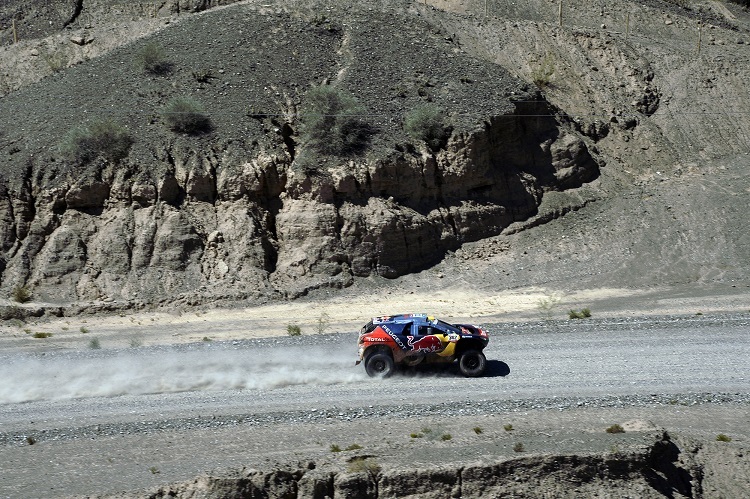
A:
365,352,395,378
458,349,486,377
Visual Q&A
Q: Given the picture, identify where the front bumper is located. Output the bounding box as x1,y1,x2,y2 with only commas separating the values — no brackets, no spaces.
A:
355,345,364,365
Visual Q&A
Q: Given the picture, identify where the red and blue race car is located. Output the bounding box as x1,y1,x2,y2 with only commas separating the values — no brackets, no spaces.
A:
356,314,489,378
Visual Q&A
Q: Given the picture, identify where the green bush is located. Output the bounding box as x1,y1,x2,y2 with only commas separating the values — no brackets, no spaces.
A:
88,337,101,349
60,120,134,164
330,444,341,452
513,442,524,452
11,285,32,303
32,332,52,338
531,54,555,88
135,42,171,75
568,308,592,319
606,424,625,434
404,104,449,151
287,324,302,336
300,85,372,156
347,457,381,476
716,434,732,442
161,96,211,134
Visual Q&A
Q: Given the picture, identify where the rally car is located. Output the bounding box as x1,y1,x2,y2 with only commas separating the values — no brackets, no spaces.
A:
356,314,489,378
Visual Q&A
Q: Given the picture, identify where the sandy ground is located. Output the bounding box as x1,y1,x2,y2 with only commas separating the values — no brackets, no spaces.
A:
2,283,749,352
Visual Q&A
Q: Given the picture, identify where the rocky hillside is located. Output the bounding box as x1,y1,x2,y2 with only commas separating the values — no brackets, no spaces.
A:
1,0,749,310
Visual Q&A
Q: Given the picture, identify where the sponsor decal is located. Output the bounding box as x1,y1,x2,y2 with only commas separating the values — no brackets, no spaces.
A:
407,335,442,353
381,325,407,350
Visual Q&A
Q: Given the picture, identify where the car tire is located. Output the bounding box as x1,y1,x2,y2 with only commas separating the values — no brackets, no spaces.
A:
458,349,486,377
365,352,395,378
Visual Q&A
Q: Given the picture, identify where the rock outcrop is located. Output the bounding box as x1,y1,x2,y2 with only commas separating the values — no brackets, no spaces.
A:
0,97,599,305
0,1,603,307
123,432,747,499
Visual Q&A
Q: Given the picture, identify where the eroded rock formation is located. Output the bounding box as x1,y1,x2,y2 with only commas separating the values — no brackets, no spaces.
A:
125,433,747,499
0,96,600,306
0,1,606,307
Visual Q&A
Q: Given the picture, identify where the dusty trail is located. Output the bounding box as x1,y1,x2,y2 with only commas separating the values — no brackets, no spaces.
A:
0,314,748,497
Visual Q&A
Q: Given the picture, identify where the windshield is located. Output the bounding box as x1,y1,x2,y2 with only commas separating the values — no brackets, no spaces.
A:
435,319,461,334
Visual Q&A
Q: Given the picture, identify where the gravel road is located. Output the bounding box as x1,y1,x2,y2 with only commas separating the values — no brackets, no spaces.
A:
1,313,748,497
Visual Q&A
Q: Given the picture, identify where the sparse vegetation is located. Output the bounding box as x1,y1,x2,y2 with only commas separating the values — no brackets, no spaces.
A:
568,308,592,319
330,444,342,452
716,433,732,442
345,443,363,451
410,432,423,438
80,326,89,334
191,69,213,83
26,436,37,445
537,294,561,319
11,285,32,303
530,53,555,88
300,85,372,156
315,312,331,335
161,96,212,134
41,48,68,72
149,466,160,474
7,318,25,328
287,324,302,336
441,433,452,441
347,457,381,477
135,42,171,75
473,427,483,434
504,424,514,432
129,337,143,348
202,336,212,342
88,337,101,349
513,442,525,452
403,104,449,151
59,120,134,164
32,332,52,338
606,424,625,434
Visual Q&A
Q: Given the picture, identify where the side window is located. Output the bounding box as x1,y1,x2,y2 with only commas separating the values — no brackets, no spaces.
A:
396,322,413,336
417,325,432,336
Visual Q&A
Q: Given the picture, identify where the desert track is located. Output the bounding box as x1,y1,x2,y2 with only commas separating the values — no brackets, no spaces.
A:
0,313,748,497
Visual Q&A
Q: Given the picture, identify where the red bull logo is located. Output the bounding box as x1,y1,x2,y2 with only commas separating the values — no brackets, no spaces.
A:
407,335,442,353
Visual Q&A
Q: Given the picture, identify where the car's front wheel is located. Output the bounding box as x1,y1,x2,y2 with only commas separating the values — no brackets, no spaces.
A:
365,351,395,378
458,349,486,377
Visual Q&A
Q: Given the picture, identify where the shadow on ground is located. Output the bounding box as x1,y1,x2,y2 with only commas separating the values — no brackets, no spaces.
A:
395,360,510,378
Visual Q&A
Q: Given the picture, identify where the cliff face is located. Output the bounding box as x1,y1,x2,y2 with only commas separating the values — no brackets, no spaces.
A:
0,1,608,306
0,99,599,305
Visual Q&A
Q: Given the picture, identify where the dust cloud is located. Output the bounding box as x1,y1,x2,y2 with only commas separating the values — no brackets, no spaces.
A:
0,344,367,403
